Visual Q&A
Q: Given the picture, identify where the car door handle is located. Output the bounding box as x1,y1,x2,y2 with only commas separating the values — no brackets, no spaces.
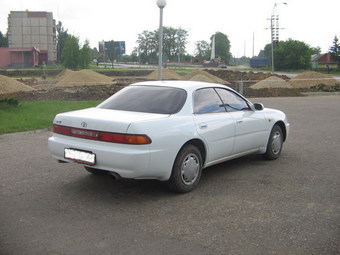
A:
236,120,243,124
199,123,208,129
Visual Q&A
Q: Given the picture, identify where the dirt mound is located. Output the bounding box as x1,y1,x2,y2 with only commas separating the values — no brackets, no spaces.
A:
55,69,75,80
0,74,35,95
145,69,183,80
251,76,292,89
244,87,302,97
188,74,216,83
289,71,338,88
185,70,229,84
207,70,290,83
55,69,114,87
3,84,127,101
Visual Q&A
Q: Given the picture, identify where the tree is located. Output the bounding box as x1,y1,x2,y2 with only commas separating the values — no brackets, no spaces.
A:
162,27,188,62
136,30,157,64
136,27,189,64
233,56,250,66
274,39,313,70
257,44,271,59
121,52,139,63
79,40,92,69
329,35,340,67
92,47,99,60
56,21,70,64
61,35,80,69
311,46,321,55
194,40,210,59
0,31,8,47
211,32,231,64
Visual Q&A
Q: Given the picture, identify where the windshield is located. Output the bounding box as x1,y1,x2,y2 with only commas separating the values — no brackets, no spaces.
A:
98,85,187,114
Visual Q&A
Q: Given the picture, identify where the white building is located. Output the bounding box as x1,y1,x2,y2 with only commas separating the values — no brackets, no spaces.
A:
7,11,57,65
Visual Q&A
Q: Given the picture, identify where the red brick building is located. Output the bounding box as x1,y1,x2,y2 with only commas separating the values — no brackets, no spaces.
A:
0,47,44,67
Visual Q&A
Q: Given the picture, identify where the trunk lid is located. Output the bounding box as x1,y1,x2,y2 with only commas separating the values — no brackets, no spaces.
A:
53,107,169,133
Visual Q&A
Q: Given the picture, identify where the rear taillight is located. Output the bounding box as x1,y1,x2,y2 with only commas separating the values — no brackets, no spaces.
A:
52,124,151,145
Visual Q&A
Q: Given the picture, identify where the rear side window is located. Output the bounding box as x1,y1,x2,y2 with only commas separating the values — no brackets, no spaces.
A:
98,85,187,114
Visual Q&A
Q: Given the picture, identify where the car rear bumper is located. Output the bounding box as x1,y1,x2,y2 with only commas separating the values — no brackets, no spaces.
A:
48,134,170,180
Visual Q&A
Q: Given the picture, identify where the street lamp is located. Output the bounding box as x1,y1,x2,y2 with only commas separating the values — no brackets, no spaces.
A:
270,2,287,72
157,0,166,80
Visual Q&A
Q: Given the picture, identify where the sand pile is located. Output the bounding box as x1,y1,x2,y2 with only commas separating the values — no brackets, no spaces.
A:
251,76,292,89
55,69,75,80
185,70,229,84
145,69,183,80
289,71,338,88
55,69,114,87
0,74,35,95
188,74,216,83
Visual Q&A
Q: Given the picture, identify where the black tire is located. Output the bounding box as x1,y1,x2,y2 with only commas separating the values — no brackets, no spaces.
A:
167,145,202,193
84,166,108,175
263,124,283,160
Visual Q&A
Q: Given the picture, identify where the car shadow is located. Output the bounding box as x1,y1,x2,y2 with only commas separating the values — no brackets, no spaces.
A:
201,154,266,181
62,171,172,200
59,153,267,202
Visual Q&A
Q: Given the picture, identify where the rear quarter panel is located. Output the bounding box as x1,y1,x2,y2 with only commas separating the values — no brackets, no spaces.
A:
127,115,199,180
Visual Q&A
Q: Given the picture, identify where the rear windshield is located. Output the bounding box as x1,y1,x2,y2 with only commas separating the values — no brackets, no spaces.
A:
98,85,187,114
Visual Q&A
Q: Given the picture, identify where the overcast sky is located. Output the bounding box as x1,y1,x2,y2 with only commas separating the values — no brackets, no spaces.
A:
0,0,339,57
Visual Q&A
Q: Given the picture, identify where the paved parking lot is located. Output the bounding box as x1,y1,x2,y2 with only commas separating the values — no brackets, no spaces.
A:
1,95,339,255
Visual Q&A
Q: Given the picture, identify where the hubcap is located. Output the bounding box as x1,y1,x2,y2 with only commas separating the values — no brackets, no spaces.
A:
271,131,282,154
181,153,200,185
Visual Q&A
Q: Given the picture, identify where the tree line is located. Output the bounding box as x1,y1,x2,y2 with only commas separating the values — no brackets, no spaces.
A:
54,25,234,68
256,37,340,70
0,25,339,70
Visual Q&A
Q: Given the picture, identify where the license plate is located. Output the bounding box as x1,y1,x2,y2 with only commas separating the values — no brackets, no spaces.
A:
64,148,96,166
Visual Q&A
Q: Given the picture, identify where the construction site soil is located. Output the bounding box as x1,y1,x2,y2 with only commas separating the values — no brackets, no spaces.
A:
0,69,338,101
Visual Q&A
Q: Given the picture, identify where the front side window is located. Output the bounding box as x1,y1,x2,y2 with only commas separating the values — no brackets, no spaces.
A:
98,85,187,114
193,88,226,114
215,88,250,112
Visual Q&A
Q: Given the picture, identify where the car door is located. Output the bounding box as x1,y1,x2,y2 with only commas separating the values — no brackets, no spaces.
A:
193,88,235,163
215,88,268,154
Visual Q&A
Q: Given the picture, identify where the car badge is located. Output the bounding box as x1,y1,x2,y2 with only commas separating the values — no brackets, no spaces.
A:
81,122,87,128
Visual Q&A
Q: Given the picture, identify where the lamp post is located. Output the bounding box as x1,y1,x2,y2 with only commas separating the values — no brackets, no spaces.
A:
270,2,287,72
157,0,166,80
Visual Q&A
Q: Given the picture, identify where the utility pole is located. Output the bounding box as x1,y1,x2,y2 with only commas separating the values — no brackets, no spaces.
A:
269,2,287,72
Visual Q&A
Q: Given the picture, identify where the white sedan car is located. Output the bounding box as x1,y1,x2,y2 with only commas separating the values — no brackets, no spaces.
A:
48,80,289,193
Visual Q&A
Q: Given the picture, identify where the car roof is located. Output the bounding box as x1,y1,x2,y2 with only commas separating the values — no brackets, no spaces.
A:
130,80,230,92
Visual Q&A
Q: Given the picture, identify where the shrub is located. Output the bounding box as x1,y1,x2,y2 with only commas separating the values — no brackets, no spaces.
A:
0,98,20,109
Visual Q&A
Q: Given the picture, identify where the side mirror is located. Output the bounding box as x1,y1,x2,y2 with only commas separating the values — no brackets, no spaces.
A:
253,103,264,111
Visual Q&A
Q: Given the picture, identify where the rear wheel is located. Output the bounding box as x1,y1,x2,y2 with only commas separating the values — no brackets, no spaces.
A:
263,125,283,160
84,166,108,175
167,145,202,193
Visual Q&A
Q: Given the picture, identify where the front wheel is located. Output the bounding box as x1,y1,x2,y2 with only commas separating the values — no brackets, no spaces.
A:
167,145,202,193
263,125,283,160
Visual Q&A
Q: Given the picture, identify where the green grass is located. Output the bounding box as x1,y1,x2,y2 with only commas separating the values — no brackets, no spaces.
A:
0,100,100,135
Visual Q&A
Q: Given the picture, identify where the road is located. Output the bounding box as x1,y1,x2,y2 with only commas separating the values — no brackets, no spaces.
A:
1,95,339,255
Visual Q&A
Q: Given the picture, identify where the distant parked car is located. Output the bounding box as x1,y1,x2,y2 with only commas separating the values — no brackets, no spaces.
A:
219,64,227,68
48,81,289,193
